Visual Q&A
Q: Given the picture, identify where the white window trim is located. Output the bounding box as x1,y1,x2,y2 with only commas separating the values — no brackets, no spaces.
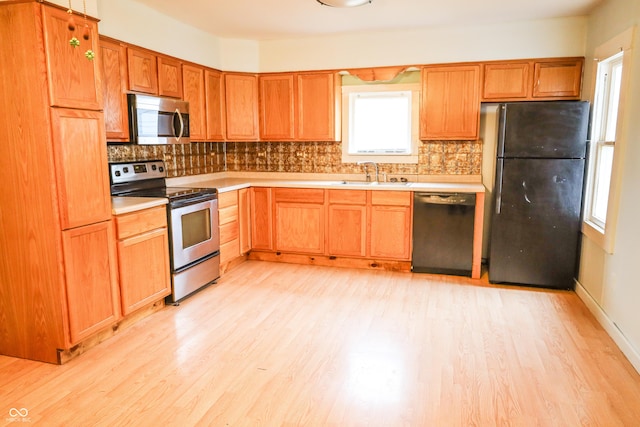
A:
582,27,634,254
341,83,420,164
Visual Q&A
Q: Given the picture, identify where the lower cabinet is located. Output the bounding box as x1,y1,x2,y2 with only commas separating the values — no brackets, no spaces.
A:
115,206,171,316
327,190,367,257
219,191,240,265
62,220,120,344
369,191,412,260
251,187,273,250
274,188,325,254
238,188,252,254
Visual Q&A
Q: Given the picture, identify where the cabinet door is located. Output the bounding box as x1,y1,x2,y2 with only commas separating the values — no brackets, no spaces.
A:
183,64,206,141
62,221,120,344
127,47,158,94
275,202,325,254
420,65,480,140
225,73,259,141
532,59,583,98
238,188,252,254
482,62,530,100
205,69,226,140
250,188,273,250
259,74,295,140
118,228,171,315
369,191,412,260
158,55,183,99
99,38,129,141
50,109,111,230
41,5,102,110
296,72,338,141
328,204,367,257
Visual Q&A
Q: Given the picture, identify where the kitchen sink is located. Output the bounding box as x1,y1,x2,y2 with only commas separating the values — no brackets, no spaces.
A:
330,181,410,186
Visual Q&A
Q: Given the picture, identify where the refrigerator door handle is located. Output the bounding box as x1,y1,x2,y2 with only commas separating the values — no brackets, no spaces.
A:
497,104,507,157
495,159,504,214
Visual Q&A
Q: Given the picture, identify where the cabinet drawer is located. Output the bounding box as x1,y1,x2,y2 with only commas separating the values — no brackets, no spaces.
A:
220,220,239,245
116,207,167,239
274,188,325,204
218,191,238,209
328,190,366,205
371,191,411,206
219,205,239,225
220,239,240,265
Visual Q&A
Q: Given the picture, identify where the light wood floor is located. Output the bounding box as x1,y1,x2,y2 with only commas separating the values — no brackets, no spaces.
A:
2,261,640,426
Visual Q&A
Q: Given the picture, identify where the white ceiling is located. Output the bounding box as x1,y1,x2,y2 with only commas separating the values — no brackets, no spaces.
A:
133,0,602,41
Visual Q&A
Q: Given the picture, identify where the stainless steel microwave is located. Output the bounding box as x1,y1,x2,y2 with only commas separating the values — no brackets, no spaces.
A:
127,93,190,144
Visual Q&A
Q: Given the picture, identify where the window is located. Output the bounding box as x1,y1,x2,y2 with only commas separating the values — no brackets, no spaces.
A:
342,82,420,164
585,52,623,231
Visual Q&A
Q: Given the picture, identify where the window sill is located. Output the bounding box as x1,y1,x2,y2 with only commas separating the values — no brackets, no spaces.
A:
582,220,614,254
342,153,418,164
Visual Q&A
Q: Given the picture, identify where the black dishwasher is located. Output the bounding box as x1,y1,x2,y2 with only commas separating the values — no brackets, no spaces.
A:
412,192,475,276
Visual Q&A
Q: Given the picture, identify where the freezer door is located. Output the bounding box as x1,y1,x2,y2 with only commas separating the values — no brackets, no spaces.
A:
489,158,585,289
497,101,590,158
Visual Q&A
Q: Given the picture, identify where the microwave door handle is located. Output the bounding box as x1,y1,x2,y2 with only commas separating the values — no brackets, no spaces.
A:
174,109,184,142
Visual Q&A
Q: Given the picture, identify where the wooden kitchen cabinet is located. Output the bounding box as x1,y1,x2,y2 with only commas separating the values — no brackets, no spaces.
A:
205,69,226,140
225,73,259,141
274,188,325,254
327,190,367,257
482,62,530,100
532,58,583,98
183,64,206,141
115,207,171,316
420,64,481,140
42,5,102,110
99,37,129,141
219,191,241,266
251,187,273,250
259,74,296,140
238,188,252,254
127,46,158,94
158,55,183,98
62,221,120,344
50,108,112,230
369,191,412,260
297,72,339,141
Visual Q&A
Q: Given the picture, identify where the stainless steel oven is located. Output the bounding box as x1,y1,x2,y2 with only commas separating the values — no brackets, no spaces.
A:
109,160,220,303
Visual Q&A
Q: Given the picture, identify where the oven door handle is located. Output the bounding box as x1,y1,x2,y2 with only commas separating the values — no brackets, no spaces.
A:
170,193,217,209
174,109,185,142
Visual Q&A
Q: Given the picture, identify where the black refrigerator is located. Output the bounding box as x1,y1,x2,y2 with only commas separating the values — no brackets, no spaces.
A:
489,101,590,289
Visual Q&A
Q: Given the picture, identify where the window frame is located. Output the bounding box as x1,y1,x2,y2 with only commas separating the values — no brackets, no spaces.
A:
341,83,420,164
582,28,633,254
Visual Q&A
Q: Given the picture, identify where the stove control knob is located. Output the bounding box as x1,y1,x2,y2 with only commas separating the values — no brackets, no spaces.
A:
115,171,121,177
159,166,164,172
151,164,157,170
123,167,129,173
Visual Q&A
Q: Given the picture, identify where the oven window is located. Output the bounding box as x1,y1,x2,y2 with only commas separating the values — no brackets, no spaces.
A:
181,209,212,248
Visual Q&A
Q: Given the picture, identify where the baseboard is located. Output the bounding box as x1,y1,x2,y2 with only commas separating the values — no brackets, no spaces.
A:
575,280,640,374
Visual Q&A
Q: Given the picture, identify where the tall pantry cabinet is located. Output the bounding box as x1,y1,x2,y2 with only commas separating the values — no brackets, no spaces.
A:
0,2,119,364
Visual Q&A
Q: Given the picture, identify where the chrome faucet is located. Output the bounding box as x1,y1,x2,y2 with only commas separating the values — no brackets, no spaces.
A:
357,161,379,182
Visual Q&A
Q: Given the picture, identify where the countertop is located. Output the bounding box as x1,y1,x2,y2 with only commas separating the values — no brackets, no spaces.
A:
114,173,485,214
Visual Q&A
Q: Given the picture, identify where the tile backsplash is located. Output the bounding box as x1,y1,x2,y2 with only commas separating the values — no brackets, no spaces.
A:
107,140,482,178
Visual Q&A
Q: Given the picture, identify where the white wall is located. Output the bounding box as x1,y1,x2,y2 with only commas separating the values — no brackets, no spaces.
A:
96,0,259,72
577,0,640,372
259,17,588,72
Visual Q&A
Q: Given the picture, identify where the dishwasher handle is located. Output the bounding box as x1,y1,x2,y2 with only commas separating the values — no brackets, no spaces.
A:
414,192,476,206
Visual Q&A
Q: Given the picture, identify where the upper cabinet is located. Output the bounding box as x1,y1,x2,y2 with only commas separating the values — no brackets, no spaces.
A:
532,59,583,99
158,55,183,98
182,64,206,141
420,64,481,140
205,69,227,141
127,47,158,95
225,73,259,141
297,72,340,141
482,62,530,100
99,37,129,141
482,58,584,101
42,6,102,110
258,71,340,142
259,74,296,140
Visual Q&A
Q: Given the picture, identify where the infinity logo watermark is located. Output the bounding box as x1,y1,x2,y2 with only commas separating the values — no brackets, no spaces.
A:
6,408,31,423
